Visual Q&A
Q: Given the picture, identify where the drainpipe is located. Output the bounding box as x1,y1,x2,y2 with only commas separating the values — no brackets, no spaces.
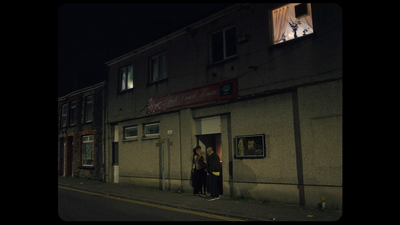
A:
102,81,107,182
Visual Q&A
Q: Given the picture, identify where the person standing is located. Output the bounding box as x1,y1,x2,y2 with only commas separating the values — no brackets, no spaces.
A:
192,146,207,196
206,147,220,201
192,146,207,195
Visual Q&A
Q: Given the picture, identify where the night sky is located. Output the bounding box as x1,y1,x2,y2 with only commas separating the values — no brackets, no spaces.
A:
58,3,234,97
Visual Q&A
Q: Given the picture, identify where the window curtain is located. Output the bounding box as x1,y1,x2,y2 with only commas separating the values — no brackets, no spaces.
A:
273,6,289,44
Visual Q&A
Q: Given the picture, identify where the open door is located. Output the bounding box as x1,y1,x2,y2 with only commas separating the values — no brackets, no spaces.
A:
197,134,223,195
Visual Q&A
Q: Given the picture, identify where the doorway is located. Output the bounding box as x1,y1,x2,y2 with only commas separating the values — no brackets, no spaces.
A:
66,136,73,176
59,137,65,176
196,134,223,195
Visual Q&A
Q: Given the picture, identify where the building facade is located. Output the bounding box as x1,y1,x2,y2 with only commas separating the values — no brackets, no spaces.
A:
58,82,106,181
104,3,342,209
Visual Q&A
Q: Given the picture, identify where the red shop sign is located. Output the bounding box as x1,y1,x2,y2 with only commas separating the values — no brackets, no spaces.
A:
147,78,238,113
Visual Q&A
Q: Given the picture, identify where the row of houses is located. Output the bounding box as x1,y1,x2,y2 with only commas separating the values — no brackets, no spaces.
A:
58,3,342,209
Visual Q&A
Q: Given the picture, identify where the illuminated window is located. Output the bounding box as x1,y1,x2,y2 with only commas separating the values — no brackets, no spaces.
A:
272,3,313,45
120,65,134,91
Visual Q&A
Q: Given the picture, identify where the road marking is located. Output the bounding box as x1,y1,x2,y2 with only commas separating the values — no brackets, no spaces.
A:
58,185,245,221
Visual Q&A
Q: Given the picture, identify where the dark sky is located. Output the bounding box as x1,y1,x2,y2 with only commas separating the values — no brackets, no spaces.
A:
58,3,234,97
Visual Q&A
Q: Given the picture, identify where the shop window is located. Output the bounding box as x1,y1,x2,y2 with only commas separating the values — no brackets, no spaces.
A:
150,53,167,83
82,135,94,166
144,123,159,136
124,126,138,139
211,26,237,63
272,3,313,45
120,65,134,92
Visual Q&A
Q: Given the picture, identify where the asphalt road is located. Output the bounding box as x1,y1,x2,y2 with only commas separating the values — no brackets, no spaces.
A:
58,187,226,221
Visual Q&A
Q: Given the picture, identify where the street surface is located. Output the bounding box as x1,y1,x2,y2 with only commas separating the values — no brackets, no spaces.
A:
58,186,228,221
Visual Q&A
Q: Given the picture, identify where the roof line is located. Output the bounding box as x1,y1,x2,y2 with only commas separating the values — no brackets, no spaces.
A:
58,81,106,102
105,3,246,67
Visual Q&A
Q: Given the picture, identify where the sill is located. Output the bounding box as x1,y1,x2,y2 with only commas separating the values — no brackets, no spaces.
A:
270,33,315,49
123,137,138,142
142,135,160,140
147,78,168,86
118,88,134,95
78,166,95,170
207,55,238,69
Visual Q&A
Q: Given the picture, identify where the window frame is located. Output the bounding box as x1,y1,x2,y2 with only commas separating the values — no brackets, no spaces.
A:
69,101,76,126
124,126,138,139
85,95,93,123
149,52,167,83
61,104,67,127
119,64,134,92
82,135,94,166
234,134,266,159
210,26,237,64
271,3,314,45
144,123,160,137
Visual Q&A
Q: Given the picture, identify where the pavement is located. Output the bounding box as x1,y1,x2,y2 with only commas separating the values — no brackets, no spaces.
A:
58,176,342,221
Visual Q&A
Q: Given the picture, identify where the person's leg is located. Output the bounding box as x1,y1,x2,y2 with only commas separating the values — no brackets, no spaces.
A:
200,170,207,194
196,169,202,194
193,170,199,194
209,173,219,198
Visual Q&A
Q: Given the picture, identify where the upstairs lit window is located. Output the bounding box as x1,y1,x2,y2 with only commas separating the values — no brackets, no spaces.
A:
272,3,313,45
120,65,134,91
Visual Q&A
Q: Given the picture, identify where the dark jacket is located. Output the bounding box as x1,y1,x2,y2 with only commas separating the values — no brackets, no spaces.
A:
207,152,220,173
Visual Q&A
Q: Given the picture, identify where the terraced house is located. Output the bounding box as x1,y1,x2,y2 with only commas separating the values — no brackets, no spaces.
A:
103,3,342,209
58,82,106,181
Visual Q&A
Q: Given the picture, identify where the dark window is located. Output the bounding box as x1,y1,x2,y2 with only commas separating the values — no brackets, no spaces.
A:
85,96,93,122
210,26,236,63
150,53,167,83
69,101,76,126
61,104,67,127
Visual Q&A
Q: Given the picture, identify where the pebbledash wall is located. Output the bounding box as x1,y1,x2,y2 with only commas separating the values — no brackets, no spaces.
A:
104,3,342,209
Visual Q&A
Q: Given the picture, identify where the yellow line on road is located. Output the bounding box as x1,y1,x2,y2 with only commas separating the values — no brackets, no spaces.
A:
58,185,245,221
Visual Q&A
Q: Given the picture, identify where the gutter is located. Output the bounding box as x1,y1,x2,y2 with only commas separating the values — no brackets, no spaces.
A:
105,3,248,67
58,81,106,102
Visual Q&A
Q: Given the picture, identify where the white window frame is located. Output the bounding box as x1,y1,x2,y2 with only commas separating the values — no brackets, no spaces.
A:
144,123,160,137
82,135,94,166
124,126,138,139
150,52,167,83
210,26,237,64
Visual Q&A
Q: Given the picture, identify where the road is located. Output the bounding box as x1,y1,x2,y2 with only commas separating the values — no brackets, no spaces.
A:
58,186,229,221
